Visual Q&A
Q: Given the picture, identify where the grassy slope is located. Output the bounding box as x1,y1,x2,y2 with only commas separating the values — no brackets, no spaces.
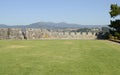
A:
0,40,120,75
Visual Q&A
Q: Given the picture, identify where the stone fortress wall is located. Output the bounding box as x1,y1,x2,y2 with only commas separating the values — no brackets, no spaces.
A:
0,28,97,40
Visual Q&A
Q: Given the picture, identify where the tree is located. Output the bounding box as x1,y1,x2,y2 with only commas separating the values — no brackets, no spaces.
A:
109,4,120,18
109,4,120,39
97,27,110,39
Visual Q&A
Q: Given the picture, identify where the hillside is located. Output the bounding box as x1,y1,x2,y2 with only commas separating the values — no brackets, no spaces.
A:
0,22,107,29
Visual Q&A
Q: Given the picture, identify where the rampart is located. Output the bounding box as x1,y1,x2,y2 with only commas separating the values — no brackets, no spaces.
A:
0,28,97,40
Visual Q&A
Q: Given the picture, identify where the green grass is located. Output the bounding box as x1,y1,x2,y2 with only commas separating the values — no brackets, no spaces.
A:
0,40,120,75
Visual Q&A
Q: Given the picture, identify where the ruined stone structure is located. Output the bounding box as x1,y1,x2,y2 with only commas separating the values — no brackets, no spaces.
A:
0,28,8,40
8,28,24,39
0,28,24,40
0,28,97,40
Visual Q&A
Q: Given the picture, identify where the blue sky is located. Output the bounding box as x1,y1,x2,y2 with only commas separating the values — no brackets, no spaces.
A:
0,0,119,25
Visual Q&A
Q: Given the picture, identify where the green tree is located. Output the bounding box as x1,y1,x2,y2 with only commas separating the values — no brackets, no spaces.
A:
109,4,120,39
109,4,120,18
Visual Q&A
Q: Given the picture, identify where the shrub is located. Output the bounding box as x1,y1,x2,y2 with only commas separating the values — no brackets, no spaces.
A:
114,32,120,39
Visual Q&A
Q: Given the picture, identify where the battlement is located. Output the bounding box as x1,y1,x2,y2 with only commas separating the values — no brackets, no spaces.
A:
0,28,97,40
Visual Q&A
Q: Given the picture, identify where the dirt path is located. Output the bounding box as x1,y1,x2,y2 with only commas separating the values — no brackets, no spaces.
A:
105,40,120,45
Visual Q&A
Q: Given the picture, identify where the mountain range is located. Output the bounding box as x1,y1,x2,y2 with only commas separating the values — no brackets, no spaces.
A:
0,22,107,29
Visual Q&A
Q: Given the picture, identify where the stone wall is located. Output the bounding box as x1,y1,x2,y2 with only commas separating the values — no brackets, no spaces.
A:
0,28,8,40
0,28,24,40
0,28,97,40
8,28,24,39
25,28,97,39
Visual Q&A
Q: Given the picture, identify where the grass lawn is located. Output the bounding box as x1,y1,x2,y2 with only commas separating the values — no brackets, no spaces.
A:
0,40,120,75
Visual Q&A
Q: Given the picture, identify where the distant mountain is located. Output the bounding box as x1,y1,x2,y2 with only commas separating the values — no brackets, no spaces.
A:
0,22,107,29
27,22,83,29
0,24,8,28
